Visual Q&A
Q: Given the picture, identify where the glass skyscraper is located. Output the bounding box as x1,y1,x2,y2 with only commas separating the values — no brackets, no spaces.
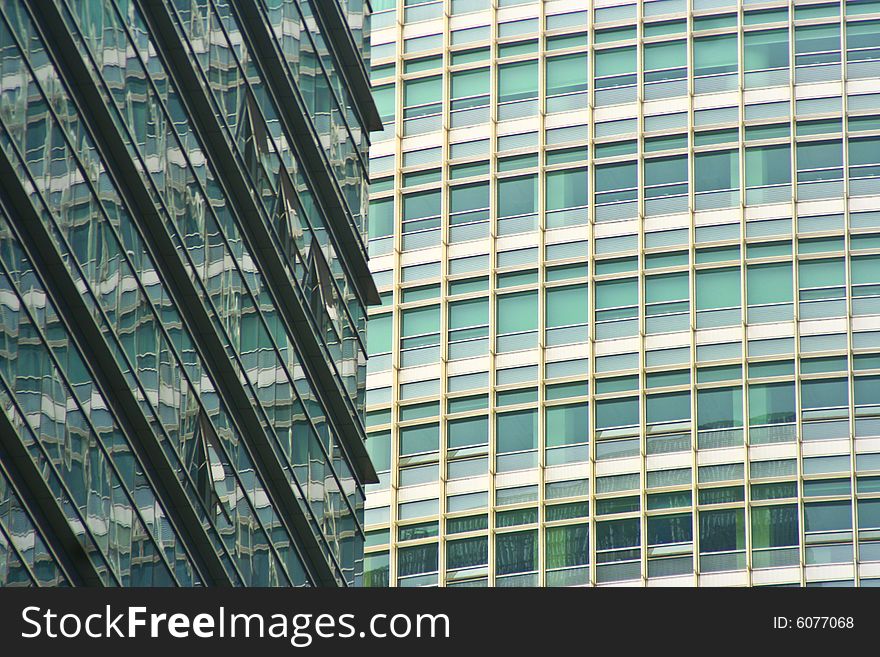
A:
363,0,880,587
0,0,380,586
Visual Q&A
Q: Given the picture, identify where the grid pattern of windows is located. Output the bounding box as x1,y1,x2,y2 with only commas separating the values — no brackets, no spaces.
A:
365,0,880,588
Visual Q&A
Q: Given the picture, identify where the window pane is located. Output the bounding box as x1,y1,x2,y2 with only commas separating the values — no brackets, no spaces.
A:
497,291,538,333
398,543,438,577
546,167,588,210
400,423,439,455
850,136,880,166
369,198,394,238
648,513,693,545
644,155,688,188
847,19,880,51
804,501,852,532
450,182,489,214
698,387,743,429
367,314,393,353
746,145,791,187
596,278,637,308
695,150,739,192
546,403,589,447
546,53,589,95
497,409,538,453
595,161,637,192
749,382,796,425
449,298,488,329
795,23,840,54
367,431,392,471
696,268,741,310
855,376,880,407
498,60,539,102
402,306,440,336
448,416,488,448
596,397,639,429
646,391,690,424
852,255,880,285
498,175,537,217
447,537,488,570
452,68,490,99
546,284,588,327
751,505,798,548
799,258,845,288
594,46,636,77
404,75,442,106
694,34,738,75
747,263,793,304
596,517,640,550
644,40,687,70
802,378,848,409
546,524,589,569
797,140,843,170
373,84,396,122
403,189,441,220
496,530,538,575
744,29,790,70
699,508,745,552
645,272,688,303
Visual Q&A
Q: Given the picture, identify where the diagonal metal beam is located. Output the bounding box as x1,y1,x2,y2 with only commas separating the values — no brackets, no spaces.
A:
0,145,233,587
0,410,105,587
230,0,380,305
308,0,383,132
28,0,362,584
135,0,378,487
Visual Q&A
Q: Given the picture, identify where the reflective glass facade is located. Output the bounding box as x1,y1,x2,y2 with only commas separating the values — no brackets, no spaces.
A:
0,0,380,587
364,0,880,587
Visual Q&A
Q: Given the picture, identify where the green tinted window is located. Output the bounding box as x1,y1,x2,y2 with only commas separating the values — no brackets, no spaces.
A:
646,391,691,424
546,53,589,95
496,530,537,575
644,40,686,71
546,284,588,327
594,46,636,77
749,382,796,425
695,150,739,192
451,67,489,99
447,416,488,448
746,145,792,187
402,305,440,336
596,278,638,309
498,60,539,102
698,387,743,430
498,175,538,217
747,263,793,305
696,268,741,310
497,291,538,333
449,298,488,329
545,403,589,447
367,314,392,354
645,272,689,303
799,258,845,288
694,34,738,76
497,410,538,453
545,524,589,569
404,75,441,107
744,29,790,71
596,396,639,429
546,167,588,210
400,423,439,455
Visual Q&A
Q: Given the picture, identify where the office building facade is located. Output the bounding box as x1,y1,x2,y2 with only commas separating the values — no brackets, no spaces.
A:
363,0,880,587
0,0,380,586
